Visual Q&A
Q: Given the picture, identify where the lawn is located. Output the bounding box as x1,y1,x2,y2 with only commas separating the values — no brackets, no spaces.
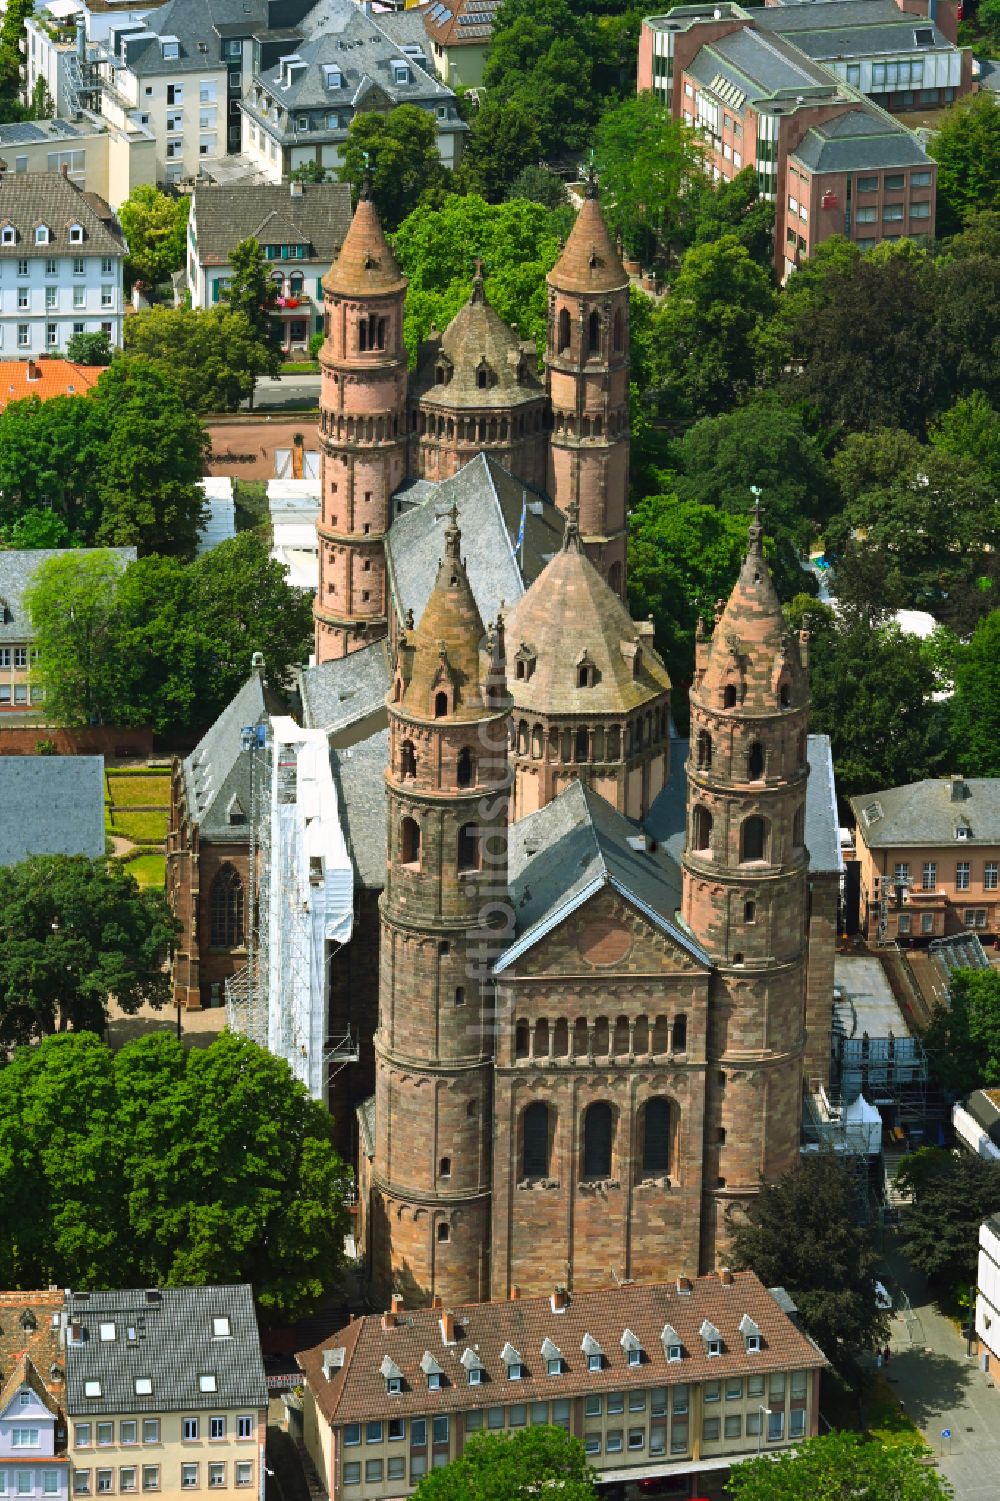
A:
126,853,166,889
106,773,171,808
822,1371,924,1450
280,360,319,374
112,809,169,844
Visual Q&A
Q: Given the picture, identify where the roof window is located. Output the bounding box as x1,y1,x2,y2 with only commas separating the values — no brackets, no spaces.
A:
580,1333,603,1372
212,1317,231,1339
661,1323,683,1362
460,1349,484,1386
35,225,50,245
380,1356,403,1395
739,1314,762,1353
68,223,84,244
134,1379,151,1396
99,1323,115,1342
621,1329,643,1366
84,1381,102,1398
420,1352,443,1391
501,1343,523,1379
199,1374,217,1393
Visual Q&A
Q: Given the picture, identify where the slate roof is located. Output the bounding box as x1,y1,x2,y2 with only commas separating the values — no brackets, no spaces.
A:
64,1286,267,1417
499,779,708,972
298,637,390,734
0,175,124,259
851,777,1000,849
689,26,835,101
644,734,841,877
386,453,561,635
180,669,285,841
192,181,352,266
0,757,105,865
790,108,932,172
421,0,501,48
329,727,388,890
0,548,135,643
111,0,269,76
0,359,100,408
297,1270,826,1427
965,1088,1000,1148
757,0,952,59
0,1292,65,1415
413,273,543,411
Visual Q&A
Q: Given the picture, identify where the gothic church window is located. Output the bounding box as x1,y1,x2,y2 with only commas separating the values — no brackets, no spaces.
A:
457,747,474,787
434,690,449,718
400,739,417,779
586,309,600,357
723,685,738,709
522,1102,550,1178
583,1103,613,1178
209,865,244,948
642,1098,672,1174
671,1014,687,1053
557,308,570,353
696,731,712,770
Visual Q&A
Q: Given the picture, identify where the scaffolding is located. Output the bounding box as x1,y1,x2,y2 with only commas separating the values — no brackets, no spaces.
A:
225,720,271,1049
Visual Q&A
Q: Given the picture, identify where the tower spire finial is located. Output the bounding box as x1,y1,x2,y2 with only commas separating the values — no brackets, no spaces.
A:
562,500,582,553
359,149,373,202
585,153,598,200
748,486,764,556
471,257,486,304
445,502,461,561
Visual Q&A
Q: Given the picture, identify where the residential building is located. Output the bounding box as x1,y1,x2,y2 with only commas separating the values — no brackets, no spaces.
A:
0,118,155,214
23,0,169,123
850,775,1000,943
296,1271,827,1501
0,1291,69,1501
240,0,466,183
977,1216,1000,1377
0,548,136,715
64,1286,268,1501
420,0,501,89
186,179,352,352
638,4,938,277
0,756,105,863
0,173,126,355
954,1088,1000,1163
0,357,100,409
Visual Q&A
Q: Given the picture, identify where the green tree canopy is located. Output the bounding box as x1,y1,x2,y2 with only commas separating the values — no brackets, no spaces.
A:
123,306,276,412
689,165,776,270
222,237,282,385
594,90,704,264
727,1431,950,1501
948,611,1000,777
931,91,1000,237
0,0,34,105
339,106,450,230
922,968,1000,1095
729,1153,889,1374
0,855,175,1046
26,549,129,726
897,1145,1000,1291
506,164,567,210
929,393,1000,491
456,95,544,203
644,235,775,422
483,0,596,159
0,392,100,543
65,330,113,366
411,1427,598,1501
0,1030,352,1320
783,598,946,798
117,185,189,289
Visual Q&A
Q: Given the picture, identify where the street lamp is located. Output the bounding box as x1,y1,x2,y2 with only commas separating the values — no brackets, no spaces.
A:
757,1406,772,1455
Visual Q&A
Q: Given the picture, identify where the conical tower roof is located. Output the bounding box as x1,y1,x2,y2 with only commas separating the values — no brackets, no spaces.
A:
547,177,627,296
398,507,492,722
322,189,406,296
698,505,808,713
506,505,670,715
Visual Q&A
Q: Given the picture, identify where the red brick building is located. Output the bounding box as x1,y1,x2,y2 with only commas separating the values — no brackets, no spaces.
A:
314,182,631,664
638,2,940,279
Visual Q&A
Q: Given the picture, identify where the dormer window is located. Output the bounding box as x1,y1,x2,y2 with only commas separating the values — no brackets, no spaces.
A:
428,1372,441,1391
661,1323,683,1362
69,223,84,244
324,65,342,89
1,224,15,245
501,1343,523,1379
956,825,972,840
508,1362,523,1380
739,1314,762,1353
35,225,50,245
420,1352,444,1392
700,1319,722,1357
387,1377,402,1394
393,62,410,85
475,359,495,391
19,1390,30,1406
380,1357,403,1395
621,1329,643,1367
547,1358,562,1376
514,644,536,682
576,652,597,689
541,1337,563,1376
461,1349,484,1387
581,1333,603,1372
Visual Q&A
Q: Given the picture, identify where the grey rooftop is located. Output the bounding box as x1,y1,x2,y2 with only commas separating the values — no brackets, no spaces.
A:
0,548,136,642
851,776,1000,848
790,108,933,172
0,756,105,865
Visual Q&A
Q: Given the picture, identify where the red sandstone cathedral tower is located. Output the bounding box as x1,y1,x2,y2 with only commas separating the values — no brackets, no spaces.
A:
545,179,630,596
314,190,408,662
367,509,511,1306
681,508,810,1271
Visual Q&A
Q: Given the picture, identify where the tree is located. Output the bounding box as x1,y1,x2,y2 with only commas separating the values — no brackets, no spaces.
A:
290,160,331,184
921,968,1000,1095
222,237,282,382
929,392,1000,491
0,1030,352,1320
0,855,175,1046
949,612,1000,777
828,429,999,630
783,598,946,798
897,1146,1000,1291
26,550,129,726
931,92,1000,238
90,357,209,557
506,164,567,210
457,95,544,203
932,235,1000,412
189,531,314,721
644,235,775,423
727,1432,951,1501
123,306,275,412
689,166,776,270
729,1154,889,1374
0,0,33,103
117,185,189,289
412,1428,598,1501
0,392,100,542
65,329,113,366
339,106,450,231
0,506,73,548
595,91,704,264
483,0,596,159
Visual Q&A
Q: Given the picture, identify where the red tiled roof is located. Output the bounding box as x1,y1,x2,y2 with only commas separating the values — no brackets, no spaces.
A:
0,360,100,408
297,1271,826,1427
0,1291,66,1421
421,0,500,49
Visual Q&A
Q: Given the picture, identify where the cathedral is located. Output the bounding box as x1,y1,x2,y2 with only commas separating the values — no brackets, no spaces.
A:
170,182,840,1311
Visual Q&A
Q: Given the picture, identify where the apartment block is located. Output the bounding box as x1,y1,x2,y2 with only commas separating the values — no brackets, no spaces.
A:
297,1272,827,1500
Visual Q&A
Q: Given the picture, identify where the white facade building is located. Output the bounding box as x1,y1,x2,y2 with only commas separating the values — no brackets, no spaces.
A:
0,173,125,356
977,1216,1000,1374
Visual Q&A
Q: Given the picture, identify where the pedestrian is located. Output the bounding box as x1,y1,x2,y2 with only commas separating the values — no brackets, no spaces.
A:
884,1344,891,1366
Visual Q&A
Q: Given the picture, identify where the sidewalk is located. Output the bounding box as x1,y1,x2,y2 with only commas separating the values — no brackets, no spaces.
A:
883,1246,1000,1499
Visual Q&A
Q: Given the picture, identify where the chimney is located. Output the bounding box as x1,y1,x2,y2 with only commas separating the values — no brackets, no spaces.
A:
289,179,304,197
509,1285,520,1301
251,650,265,677
440,1312,455,1344
551,1287,569,1313
61,163,69,177
720,1267,734,1286
381,1312,396,1331
391,1293,404,1315
26,360,40,381
431,1295,443,1311
950,774,967,801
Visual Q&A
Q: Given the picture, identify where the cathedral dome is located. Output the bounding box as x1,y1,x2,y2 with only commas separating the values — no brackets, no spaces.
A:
322,193,406,297
505,506,670,716
547,181,627,296
416,266,541,410
696,509,808,715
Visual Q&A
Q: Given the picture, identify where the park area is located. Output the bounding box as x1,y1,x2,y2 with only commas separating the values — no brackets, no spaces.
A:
104,766,169,889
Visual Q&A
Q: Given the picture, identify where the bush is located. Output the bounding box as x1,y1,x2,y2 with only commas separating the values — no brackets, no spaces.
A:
309,330,324,359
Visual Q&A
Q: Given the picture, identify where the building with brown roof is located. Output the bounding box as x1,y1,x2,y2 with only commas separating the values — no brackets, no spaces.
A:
296,1270,827,1501
0,1292,68,1501
0,359,100,409
420,0,501,89
314,180,631,667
